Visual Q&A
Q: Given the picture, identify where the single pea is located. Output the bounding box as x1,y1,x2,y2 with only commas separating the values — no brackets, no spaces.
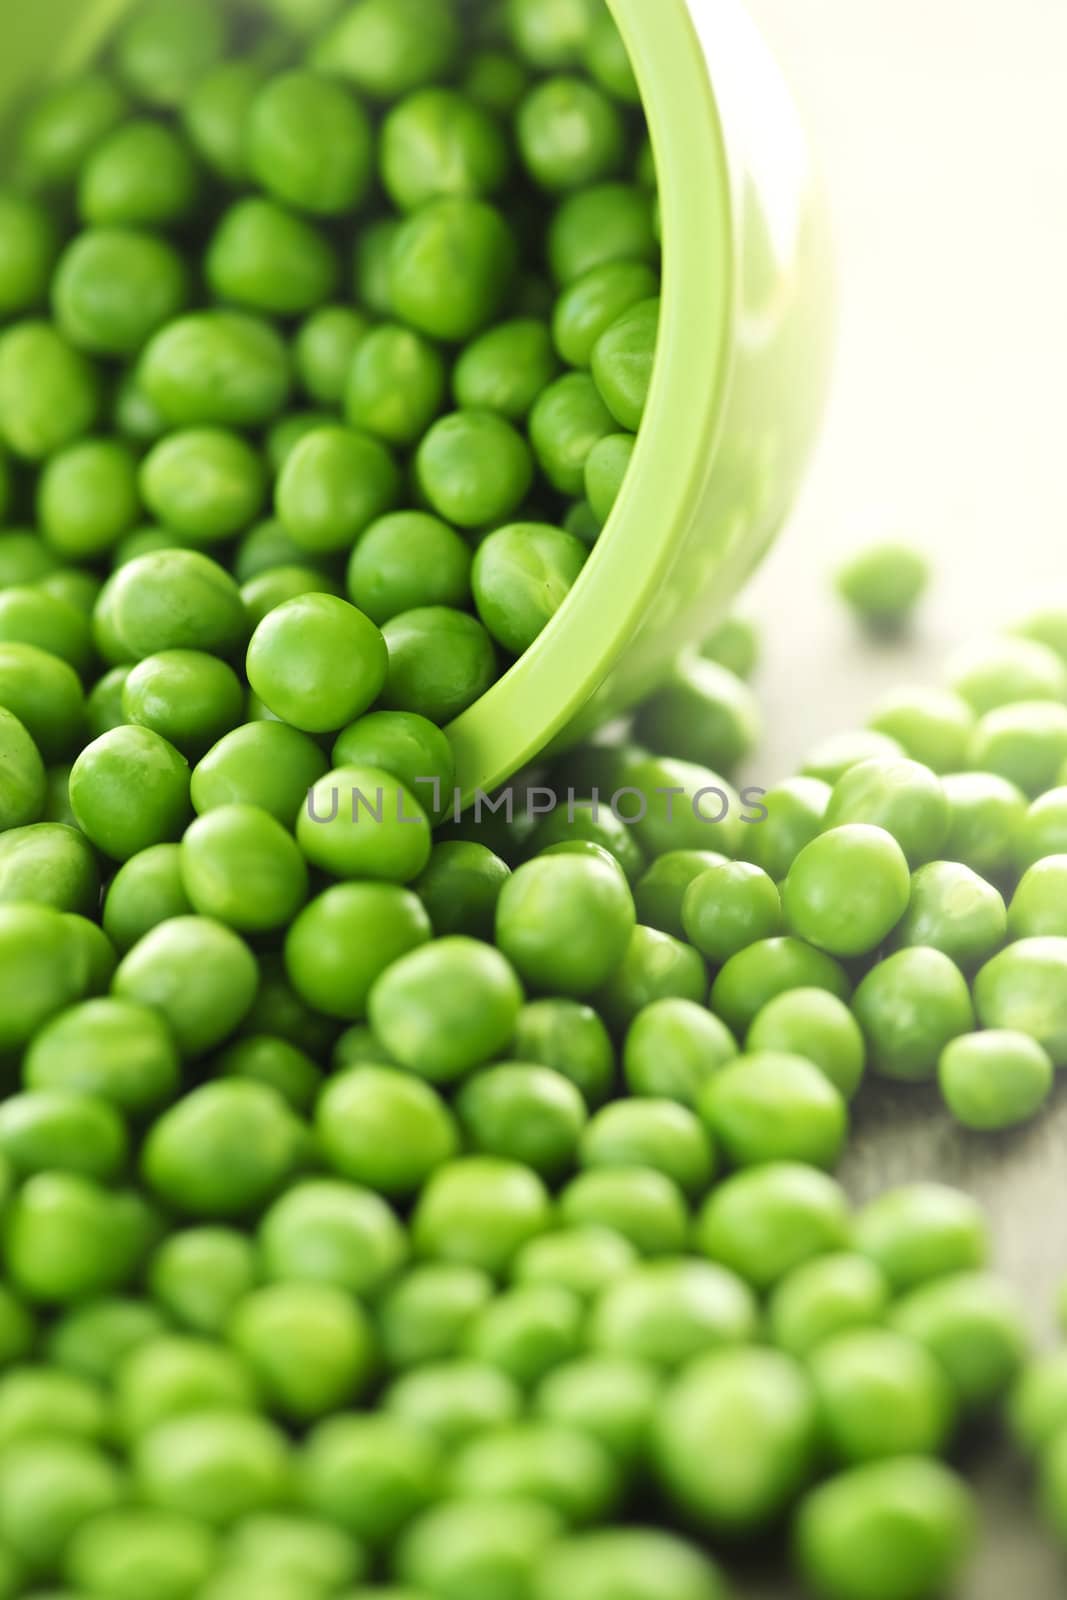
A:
866,685,975,775
701,1052,847,1171
941,771,1027,880
180,805,309,934
230,1281,375,1423
101,843,191,953
584,7,641,99
415,841,510,938
333,710,455,823
142,1080,297,1218
395,1497,560,1600
381,87,509,212
0,321,101,461
710,937,850,1039
0,1089,126,1183
417,411,535,529
98,548,248,663
564,497,602,546
591,296,659,431
412,1157,551,1277
134,1411,290,1528
244,952,339,1060
141,428,266,545
581,1098,713,1197
113,916,259,1059
853,1183,988,1293
39,570,103,623
809,1327,956,1466
80,119,200,228
835,542,930,633
448,1420,617,1526
317,1066,457,1197
802,729,905,787
226,1511,365,1593
889,1272,1029,1411
682,861,781,964
53,229,190,369
529,373,615,494
1009,1350,1067,1454
182,58,263,185
632,850,729,939
747,989,866,1101
377,1263,494,1372
701,614,760,679
285,883,432,1021
512,1226,637,1302
121,650,244,761
852,948,973,1082
353,217,401,317
462,1282,584,1389
622,997,736,1106
247,596,387,734
0,1436,122,1577
0,902,89,1049
276,426,400,556
464,48,531,116
68,725,189,861
0,190,59,315
457,1064,587,1181
472,522,587,655
939,1028,1053,1131
65,1506,218,1600
583,432,634,524
113,1334,258,1441
495,852,635,997
794,1458,975,1600
45,1296,167,1384
247,69,374,217
331,1024,396,1071
535,1527,726,1600
0,530,62,588
14,71,127,188
654,1347,819,1532
768,1254,891,1357
293,305,369,410
301,1414,439,1550
138,311,290,430
113,0,226,105
0,585,93,676
192,721,327,828
1016,785,1067,869
371,937,523,1082
969,699,1067,797
596,925,707,1033
517,76,624,192
386,1360,522,1450
533,1355,659,1468
0,705,45,831
589,1258,756,1374
696,1162,851,1290
511,998,616,1107
4,1172,156,1304
507,0,598,67
783,825,911,958
149,1228,258,1337
206,198,339,317
891,859,1006,969
947,633,1067,714
389,199,517,343
454,320,558,420
824,757,949,866
0,1287,37,1370
36,437,140,564
298,764,431,883
234,518,338,583
1009,856,1067,942
1012,606,1067,663
548,181,657,284
625,751,745,859
212,1035,322,1115
558,1167,688,1258
0,1367,109,1449
381,606,497,723
345,326,446,449
527,800,645,885
0,821,98,917
311,0,461,99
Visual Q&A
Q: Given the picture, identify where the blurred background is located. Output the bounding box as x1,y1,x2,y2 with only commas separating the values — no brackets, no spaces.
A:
741,0,1067,779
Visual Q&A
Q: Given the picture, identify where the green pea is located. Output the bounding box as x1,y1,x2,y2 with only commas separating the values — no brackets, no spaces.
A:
354,218,401,317
696,1162,851,1290
0,1367,109,1449
591,296,659,431
113,0,226,105
622,997,736,1107
285,883,431,1021
36,437,140,563
511,998,616,1107
947,633,1067,714
553,260,658,371
113,916,259,1059
316,1064,457,1198
866,685,975,774
746,989,866,1101
938,1028,1053,1131
247,595,387,733
853,1183,988,1293
180,805,309,934
462,1283,584,1389
454,320,558,420
0,1436,122,1577
463,49,531,117
801,729,905,787
382,87,509,211
381,606,497,723
386,1359,521,1449
824,757,949,866
890,859,1006,970
389,198,516,343
345,326,446,449
558,1166,687,1258
540,1528,727,1600
333,710,455,824
941,770,1027,880
701,1052,847,1172
526,800,645,885
0,1090,126,1182
378,1262,494,1371
417,412,533,529
229,1282,375,1423
192,721,328,827
413,1157,551,1277
0,705,45,830
835,542,929,634
517,76,624,192
0,321,101,461
581,1098,713,1197
414,841,510,938
134,1412,290,1527
700,614,760,680
507,0,598,67
298,764,431,884
121,650,244,761
45,1296,167,1384
626,752,745,859
632,850,728,939
16,73,128,190
889,1272,1028,1411
529,373,614,494
495,852,635,997
783,825,911,958
213,1035,322,1115
1016,785,1067,869
457,1064,586,1181
584,432,634,524
448,1421,617,1525
795,1458,975,1600
710,937,850,1039
65,1507,218,1600
294,305,369,408
512,1226,636,1303
682,860,781,962
277,426,400,555
225,1512,364,1592
53,228,189,364
149,1227,259,1337
0,903,88,1049
138,311,290,429
140,428,265,546
969,699,1067,796
102,843,192,954
472,522,587,655
548,182,657,285
563,496,602,545
0,585,92,678
655,1347,819,1532
0,530,61,588
247,70,374,217
0,190,59,315
311,0,461,99
4,1172,156,1304
142,1079,297,1217
809,1328,956,1465
68,725,189,861
852,948,973,1082
370,937,523,1082
113,1334,257,1441
0,821,98,917
590,1259,756,1376
300,1414,440,1553
767,1253,891,1357
206,198,339,317
80,119,200,228
1009,1350,1067,1454
182,59,264,185
584,8,641,101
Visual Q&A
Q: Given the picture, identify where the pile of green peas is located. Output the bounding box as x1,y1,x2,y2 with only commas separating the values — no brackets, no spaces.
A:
0,0,1065,1596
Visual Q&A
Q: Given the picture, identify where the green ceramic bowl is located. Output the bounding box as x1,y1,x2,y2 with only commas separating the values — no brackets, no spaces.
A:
0,0,832,800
